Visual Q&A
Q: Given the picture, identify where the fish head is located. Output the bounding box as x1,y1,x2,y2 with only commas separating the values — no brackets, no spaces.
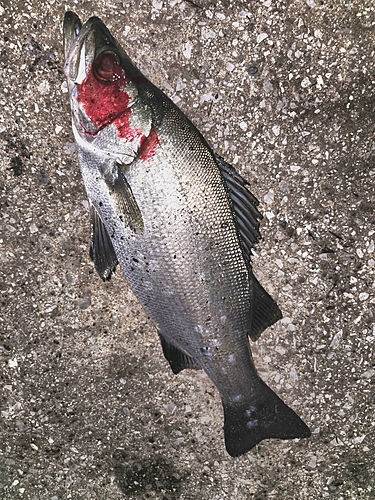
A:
63,12,152,161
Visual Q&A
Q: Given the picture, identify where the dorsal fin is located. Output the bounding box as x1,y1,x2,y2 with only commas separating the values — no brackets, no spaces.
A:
214,153,262,258
249,272,282,340
214,154,282,340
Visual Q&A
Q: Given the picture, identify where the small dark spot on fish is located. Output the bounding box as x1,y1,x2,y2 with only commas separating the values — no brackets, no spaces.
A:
132,257,139,263
99,201,103,206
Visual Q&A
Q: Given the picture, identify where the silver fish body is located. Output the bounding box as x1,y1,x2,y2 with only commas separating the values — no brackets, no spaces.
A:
63,12,310,456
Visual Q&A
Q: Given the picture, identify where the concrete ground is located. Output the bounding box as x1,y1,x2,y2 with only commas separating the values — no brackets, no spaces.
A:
0,0,374,498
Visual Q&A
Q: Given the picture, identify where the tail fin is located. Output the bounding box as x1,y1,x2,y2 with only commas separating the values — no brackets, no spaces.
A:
223,380,310,457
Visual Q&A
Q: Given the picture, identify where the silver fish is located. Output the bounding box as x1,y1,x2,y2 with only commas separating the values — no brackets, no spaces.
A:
63,11,310,456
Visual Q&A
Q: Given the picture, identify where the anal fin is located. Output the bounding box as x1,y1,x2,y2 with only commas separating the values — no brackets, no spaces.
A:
158,332,200,374
89,203,118,281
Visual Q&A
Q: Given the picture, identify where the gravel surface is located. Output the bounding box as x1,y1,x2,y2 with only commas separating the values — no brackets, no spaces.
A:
1,1,374,499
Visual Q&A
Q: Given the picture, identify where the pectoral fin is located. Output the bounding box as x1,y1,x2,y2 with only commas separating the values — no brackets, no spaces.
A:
89,203,118,281
105,163,144,234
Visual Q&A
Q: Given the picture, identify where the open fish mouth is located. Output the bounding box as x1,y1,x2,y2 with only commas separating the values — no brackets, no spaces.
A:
63,12,133,140
63,12,123,86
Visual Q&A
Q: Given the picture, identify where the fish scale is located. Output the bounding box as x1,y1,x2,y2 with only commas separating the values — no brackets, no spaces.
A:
119,152,250,374
63,11,310,457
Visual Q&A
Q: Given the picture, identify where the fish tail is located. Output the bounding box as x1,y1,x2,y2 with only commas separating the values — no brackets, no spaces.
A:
223,380,310,457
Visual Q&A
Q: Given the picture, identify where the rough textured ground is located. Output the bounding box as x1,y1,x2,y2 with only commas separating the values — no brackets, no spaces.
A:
0,0,374,499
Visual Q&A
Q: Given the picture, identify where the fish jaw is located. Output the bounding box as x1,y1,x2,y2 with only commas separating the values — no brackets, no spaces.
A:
63,12,124,88
63,12,152,162
63,11,82,62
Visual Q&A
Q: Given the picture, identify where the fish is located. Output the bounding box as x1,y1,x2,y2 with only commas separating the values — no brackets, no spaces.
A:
63,11,310,457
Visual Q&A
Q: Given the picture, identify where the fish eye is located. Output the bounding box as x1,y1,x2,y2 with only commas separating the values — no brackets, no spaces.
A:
93,51,123,82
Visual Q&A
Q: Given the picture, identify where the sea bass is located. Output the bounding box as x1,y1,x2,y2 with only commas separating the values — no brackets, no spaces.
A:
63,11,310,456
